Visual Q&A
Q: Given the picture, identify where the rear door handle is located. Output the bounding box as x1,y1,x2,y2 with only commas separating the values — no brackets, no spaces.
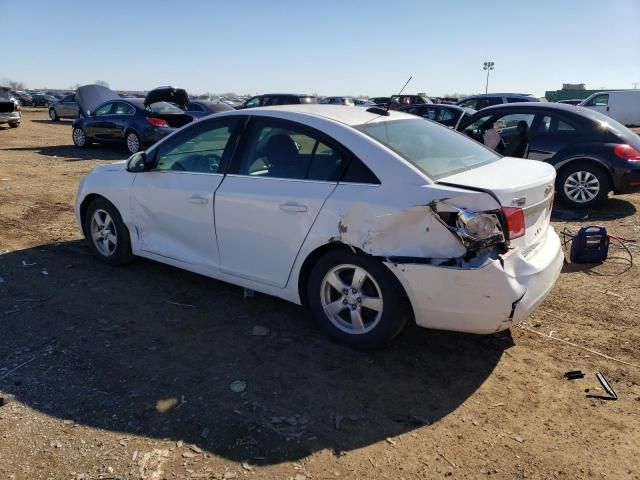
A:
279,202,308,213
187,194,208,205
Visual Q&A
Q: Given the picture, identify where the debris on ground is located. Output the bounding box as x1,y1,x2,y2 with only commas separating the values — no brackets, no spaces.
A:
251,325,269,336
229,380,247,393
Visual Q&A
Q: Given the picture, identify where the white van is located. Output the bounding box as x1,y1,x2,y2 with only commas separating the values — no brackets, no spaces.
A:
579,90,640,126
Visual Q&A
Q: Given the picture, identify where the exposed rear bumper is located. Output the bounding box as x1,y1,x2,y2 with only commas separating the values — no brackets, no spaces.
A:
613,165,640,193
0,112,20,123
385,227,564,334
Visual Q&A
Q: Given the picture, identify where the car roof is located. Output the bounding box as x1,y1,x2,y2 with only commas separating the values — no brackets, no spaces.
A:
472,102,579,113
234,104,416,126
254,93,316,97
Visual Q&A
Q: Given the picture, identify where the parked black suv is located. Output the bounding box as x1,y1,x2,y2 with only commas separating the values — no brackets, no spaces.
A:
237,94,317,109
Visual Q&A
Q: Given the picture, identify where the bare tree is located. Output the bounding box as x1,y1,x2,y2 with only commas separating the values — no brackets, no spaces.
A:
95,80,110,88
1,78,26,90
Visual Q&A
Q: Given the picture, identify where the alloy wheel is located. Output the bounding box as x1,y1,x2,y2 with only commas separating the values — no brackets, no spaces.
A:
90,209,118,257
49,109,56,120
564,170,600,203
127,133,140,153
320,264,383,334
73,128,86,147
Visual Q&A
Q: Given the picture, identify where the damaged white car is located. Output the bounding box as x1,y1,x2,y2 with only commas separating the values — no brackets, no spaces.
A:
75,105,563,348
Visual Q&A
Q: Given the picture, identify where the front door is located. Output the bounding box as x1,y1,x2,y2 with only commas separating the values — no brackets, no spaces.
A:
131,117,240,269
214,117,347,287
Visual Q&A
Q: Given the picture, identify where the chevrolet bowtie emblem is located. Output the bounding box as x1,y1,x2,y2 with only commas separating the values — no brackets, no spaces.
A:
511,197,526,207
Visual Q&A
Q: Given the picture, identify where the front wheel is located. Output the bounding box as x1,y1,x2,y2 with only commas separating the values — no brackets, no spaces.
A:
49,108,59,121
84,197,133,266
557,162,610,209
307,249,409,349
72,126,91,148
8,122,19,128
126,131,141,154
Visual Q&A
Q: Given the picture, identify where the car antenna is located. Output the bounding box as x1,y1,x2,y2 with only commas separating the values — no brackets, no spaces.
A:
367,75,412,117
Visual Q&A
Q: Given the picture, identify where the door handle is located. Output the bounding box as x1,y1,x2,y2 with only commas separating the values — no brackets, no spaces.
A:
279,202,308,213
187,194,208,205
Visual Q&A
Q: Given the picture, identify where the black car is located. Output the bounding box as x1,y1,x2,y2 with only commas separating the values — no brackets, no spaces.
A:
236,93,317,109
457,103,640,208
399,104,477,128
31,93,57,107
72,85,193,154
186,100,234,119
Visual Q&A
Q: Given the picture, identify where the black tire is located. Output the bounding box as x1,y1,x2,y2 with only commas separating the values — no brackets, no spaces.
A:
556,161,610,209
84,197,134,266
8,122,19,128
49,108,59,121
307,249,409,349
72,126,91,148
125,130,142,154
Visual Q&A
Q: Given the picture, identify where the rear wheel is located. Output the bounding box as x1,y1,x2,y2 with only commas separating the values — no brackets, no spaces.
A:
84,197,133,266
557,162,610,209
308,249,409,349
49,108,59,121
8,122,19,128
126,131,141,154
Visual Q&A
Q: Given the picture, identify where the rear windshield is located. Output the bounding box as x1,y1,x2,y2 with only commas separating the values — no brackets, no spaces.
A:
0,90,11,101
578,107,629,135
148,101,184,114
355,118,499,180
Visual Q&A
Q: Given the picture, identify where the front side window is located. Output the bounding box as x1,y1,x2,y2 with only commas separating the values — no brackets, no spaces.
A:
234,119,345,181
356,118,498,180
63,94,75,103
244,97,261,108
153,118,238,173
94,103,114,116
585,93,609,107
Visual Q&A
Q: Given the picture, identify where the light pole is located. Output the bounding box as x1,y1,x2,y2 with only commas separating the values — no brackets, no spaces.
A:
483,61,495,94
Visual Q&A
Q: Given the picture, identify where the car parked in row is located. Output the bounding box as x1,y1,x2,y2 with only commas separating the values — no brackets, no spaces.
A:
186,100,234,119
457,103,640,208
72,84,194,154
31,93,57,107
236,93,317,109
457,93,539,111
49,94,80,120
388,94,432,109
0,86,21,128
76,104,563,348
399,103,476,128
11,91,33,106
319,96,355,106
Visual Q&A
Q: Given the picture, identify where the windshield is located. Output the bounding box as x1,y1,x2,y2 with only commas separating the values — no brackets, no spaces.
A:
355,118,499,180
148,101,184,114
0,89,11,101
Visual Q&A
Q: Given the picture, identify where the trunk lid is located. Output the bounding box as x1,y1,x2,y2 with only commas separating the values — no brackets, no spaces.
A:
0,86,16,113
76,84,119,116
145,86,189,110
439,157,556,252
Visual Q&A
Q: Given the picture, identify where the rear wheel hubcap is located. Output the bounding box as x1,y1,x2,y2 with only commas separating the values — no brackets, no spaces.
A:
127,133,140,153
73,128,85,146
564,171,599,203
320,264,383,334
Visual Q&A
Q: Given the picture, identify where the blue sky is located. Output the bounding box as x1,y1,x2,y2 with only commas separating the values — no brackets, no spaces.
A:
3,0,639,97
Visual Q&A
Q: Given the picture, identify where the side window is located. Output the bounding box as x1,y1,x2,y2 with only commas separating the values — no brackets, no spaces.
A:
459,99,476,109
507,97,524,103
585,94,609,107
154,118,238,174
113,102,134,115
537,115,577,134
94,103,114,116
341,157,380,184
188,103,204,112
64,95,75,103
463,115,494,142
435,108,454,121
494,113,535,130
244,97,261,108
234,119,345,181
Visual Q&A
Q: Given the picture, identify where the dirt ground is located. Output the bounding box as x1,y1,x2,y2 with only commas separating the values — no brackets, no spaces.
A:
1,110,639,480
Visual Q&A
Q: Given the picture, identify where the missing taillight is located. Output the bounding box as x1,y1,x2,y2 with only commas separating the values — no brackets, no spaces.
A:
502,207,525,240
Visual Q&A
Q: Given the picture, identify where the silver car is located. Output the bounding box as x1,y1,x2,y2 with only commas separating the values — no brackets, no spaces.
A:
49,94,80,121
0,86,20,128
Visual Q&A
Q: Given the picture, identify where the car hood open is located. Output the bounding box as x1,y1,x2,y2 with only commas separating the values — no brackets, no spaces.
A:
144,87,189,109
76,84,120,116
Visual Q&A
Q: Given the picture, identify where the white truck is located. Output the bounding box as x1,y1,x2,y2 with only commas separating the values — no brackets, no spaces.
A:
580,90,640,126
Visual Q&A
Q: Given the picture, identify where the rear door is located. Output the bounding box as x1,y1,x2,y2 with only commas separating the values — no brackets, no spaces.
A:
214,116,347,287
130,116,241,269
107,101,136,140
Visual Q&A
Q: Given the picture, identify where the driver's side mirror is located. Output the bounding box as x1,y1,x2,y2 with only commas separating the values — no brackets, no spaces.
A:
126,151,154,172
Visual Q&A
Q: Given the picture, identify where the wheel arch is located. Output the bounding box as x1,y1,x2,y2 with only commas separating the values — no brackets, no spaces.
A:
296,241,413,317
554,156,614,192
79,194,108,238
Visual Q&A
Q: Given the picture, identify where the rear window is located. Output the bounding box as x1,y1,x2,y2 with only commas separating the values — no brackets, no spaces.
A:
355,118,499,180
0,90,11,101
148,101,184,114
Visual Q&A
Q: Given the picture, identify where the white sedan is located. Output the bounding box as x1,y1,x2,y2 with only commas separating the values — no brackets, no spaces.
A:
75,105,563,348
